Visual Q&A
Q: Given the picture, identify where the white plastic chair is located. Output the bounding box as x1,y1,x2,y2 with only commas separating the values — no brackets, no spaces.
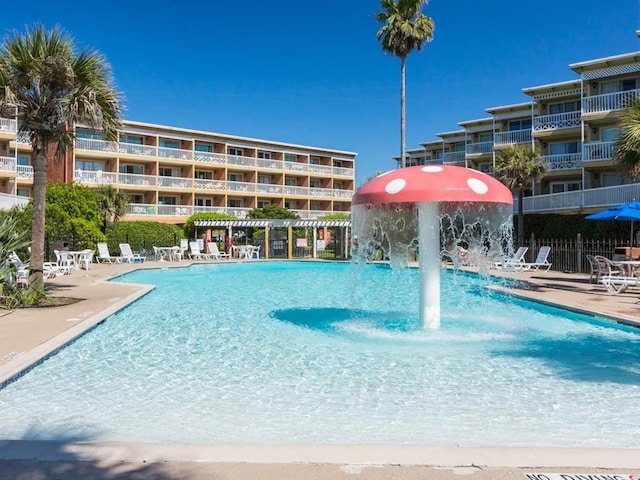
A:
207,242,229,260
119,243,145,263
54,250,73,274
78,249,94,270
188,241,213,260
96,243,122,263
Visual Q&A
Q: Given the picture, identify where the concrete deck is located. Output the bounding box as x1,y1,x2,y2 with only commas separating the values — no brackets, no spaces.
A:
0,261,639,479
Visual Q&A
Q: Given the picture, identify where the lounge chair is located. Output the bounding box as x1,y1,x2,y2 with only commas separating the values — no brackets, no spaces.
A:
599,274,640,293
188,241,213,260
517,246,552,271
207,242,229,260
8,252,29,287
119,243,146,263
493,246,528,270
96,243,122,263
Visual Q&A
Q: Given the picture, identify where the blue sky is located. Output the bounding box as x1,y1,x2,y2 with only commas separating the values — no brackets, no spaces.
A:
2,0,640,186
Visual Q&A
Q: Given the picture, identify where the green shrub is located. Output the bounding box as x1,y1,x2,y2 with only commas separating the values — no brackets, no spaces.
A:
69,218,107,250
183,212,235,240
106,221,184,254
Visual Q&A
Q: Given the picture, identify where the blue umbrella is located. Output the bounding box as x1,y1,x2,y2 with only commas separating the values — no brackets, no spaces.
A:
585,201,640,246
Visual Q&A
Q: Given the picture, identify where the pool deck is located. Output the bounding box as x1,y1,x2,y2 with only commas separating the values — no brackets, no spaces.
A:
0,260,639,479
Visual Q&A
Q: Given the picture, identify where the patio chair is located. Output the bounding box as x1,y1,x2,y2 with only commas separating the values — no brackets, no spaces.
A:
78,249,95,270
42,262,62,279
188,241,213,260
493,246,528,270
517,246,552,271
249,245,261,259
180,238,189,259
53,250,73,274
8,252,29,287
96,243,122,263
207,242,229,260
119,243,146,263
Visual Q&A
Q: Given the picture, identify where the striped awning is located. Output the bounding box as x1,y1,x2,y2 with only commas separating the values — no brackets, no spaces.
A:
194,219,351,228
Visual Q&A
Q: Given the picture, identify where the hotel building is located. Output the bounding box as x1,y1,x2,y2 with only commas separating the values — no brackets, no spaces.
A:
398,50,640,214
0,120,356,223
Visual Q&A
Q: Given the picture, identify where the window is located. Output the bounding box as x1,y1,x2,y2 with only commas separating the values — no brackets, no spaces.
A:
128,194,144,203
310,202,321,210
601,128,619,142
228,173,243,182
228,147,243,156
119,164,144,175
159,167,179,177
257,151,271,159
120,134,143,145
334,181,343,190
17,155,30,166
284,201,296,209
285,178,297,186
17,188,30,197
549,100,580,114
310,180,321,188
195,143,212,152
228,198,243,207
550,181,581,193
310,156,320,165
76,160,105,171
508,119,532,131
454,142,465,152
258,175,271,184
257,201,271,208
284,153,296,162
479,133,493,142
333,160,343,167
158,196,178,205
159,139,179,149
195,170,213,180
549,141,579,155
76,129,103,140
602,173,621,187
602,78,639,94
195,197,213,207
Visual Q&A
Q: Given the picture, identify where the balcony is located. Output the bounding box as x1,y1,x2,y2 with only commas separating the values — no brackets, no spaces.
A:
256,183,283,195
533,111,581,132
542,153,582,171
75,169,118,185
256,158,283,170
0,156,16,173
310,187,333,198
583,89,640,115
194,205,227,214
75,138,118,153
228,181,256,193
494,129,532,147
284,161,309,172
227,154,256,168
583,141,616,162
0,118,17,134
195,151,226,165
17,165,33,179
118,173,157,187
158,204,193,216
158,146,192,160
333,189,353,199
466,141,493,156
333,166,353,176
443,151,465,164
119,143,157,157
0,193,29,209
157,176,193,189
522,183,640,213
309,164,332,175
194,178,227,191
284,185,308,196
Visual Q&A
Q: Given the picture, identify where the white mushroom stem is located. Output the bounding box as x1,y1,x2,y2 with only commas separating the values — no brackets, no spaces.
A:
418,202,440,329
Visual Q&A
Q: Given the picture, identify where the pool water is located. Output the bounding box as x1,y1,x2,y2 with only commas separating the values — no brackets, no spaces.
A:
1,261,639,447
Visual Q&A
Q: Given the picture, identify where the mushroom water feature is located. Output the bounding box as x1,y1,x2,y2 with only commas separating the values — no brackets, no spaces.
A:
351,165,514,329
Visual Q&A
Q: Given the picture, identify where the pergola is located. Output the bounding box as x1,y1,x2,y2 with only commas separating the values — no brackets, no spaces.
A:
193,219,352,259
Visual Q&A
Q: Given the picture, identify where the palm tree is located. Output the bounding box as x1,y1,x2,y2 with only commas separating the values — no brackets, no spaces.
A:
494,145,546,246
96,185,129,234
0,25,122,289
376,0,434,169
614,99,640,179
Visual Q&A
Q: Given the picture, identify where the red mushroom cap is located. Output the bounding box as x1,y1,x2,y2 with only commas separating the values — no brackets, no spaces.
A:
352,165,513,206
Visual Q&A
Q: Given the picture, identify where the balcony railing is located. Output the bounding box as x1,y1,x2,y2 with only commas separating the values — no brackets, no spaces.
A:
333,189,353,199
118,173,157,187
0,193,29,209
227,154,256,167
256,183,283,195
333,166,353,176
443,151,465,164
119,143,157,157
17,165,33,179
533,111,581,132
157,176,193,189
583,141,616,162
466,141,493,155
122,204,349,219
583,88,640,114
194,205,227,214
542,153,582,171
158,204,193,216
310,187,333,198
194,178,227,191
227,181,256,193
256,158,282,170
284,161,309,172
194,151,227,165
0,156,16,172
494,129,532,146
75,170,118,184
522,183,640,213
75,137,118,153
158,146,192,160
0,118,17,134
309,164,332,175
284,185,308,196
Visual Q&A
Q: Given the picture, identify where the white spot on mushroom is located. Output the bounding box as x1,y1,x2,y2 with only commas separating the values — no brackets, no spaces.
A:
421,166,443,173
467,177,489,194
385,178,406,194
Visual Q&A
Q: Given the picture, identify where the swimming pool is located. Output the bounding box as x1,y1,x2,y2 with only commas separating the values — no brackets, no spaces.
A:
1,261,639,447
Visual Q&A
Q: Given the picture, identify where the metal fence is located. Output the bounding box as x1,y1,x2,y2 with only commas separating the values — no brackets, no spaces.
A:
519,234,630,273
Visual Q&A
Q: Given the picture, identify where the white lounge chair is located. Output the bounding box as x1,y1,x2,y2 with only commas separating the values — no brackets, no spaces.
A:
517,246,552,271
8,252,30,287
188,241,213,260
207,242,229,260
96,243,122,263
493,246,528,270
599,274,640,293
119,243,145,263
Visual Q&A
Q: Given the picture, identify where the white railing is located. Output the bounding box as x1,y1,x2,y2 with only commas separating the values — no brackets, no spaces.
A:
227,207,251,218
75,138,118,153
284,161,308,172
158,204,193,216
119,143,157,157
16,132,30,144
158,146,192,160
333,166,353,176
227,154,256,167
157,176,194,189
494,129,532,146
256,183,283,194
533,111,581,131
75,169,118,185
443,151,465,164
541,153,582,171
257,158,282,170
583,88,640,114
310,187,333,198
17,165,33,178
309,164,332,175
308,210,329,219
0,156,16,172
0,193,29,210
0,118,17,134
228,181,256,193
583,141,616,162
466,141,493,155
194,178,227,191
194,205,227,214
128,204,157,215
284,185,308,196
194,151,226,165
522,183,640,213
119,173,157,187
333,189,353,199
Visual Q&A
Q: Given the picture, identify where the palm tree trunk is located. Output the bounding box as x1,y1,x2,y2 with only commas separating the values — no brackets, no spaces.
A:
29,146,47,289
517,187,524,246
400,56,406,169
